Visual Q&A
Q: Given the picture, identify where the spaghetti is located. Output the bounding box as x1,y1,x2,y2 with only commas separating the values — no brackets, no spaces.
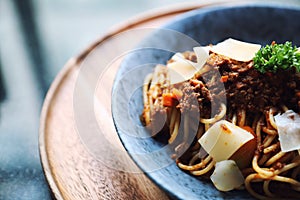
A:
141,41,300,199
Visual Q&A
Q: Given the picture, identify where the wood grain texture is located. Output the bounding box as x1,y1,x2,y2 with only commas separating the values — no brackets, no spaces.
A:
39,1,239,200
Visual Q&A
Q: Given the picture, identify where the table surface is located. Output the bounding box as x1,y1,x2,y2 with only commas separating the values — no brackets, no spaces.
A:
39,3,215,200
1,0,300,199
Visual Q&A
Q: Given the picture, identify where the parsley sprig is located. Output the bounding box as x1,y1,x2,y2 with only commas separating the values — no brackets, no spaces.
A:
253,41,300,73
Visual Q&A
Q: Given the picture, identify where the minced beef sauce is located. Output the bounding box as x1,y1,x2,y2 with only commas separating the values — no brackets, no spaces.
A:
177,52,300,117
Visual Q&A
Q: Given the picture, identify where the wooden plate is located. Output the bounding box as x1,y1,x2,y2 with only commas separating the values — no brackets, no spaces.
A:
39,1,240,200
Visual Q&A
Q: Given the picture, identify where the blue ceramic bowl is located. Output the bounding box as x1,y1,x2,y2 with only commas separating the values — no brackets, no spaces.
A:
112,3,300,200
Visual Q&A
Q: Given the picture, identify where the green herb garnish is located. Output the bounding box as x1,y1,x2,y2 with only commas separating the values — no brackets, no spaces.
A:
253,41,300,73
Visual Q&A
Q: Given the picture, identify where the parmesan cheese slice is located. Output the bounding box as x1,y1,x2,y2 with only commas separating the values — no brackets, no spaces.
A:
168,47,209,84
198,120,254,162
167,58,197,85
210,160,245,192
274,110,300,152
211,38,261,62
193,46,210,66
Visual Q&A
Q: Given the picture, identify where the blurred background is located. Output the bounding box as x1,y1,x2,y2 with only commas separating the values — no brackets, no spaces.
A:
0,0,299,199
0,0,192,199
